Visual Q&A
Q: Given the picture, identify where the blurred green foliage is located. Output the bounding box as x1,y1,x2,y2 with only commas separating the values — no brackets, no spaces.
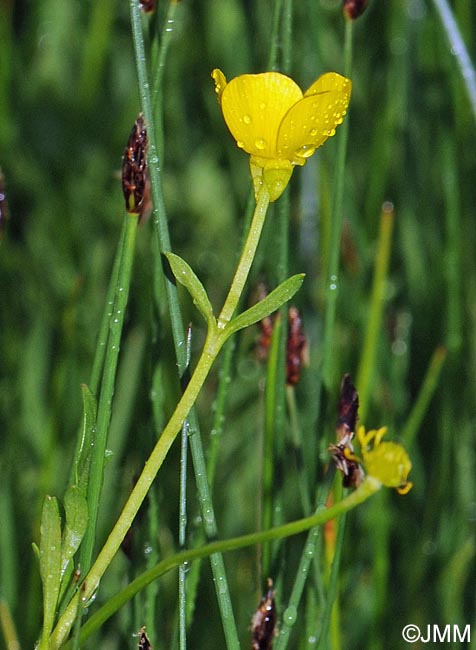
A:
0,0,475,649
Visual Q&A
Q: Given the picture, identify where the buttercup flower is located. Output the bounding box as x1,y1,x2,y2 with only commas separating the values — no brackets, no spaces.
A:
212,68,351,201
348,426,413,494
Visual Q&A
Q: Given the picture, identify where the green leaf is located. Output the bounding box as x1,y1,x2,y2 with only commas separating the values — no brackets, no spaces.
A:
61,486,88,579
224,274,305,338
74,384,97,494
39,495,62,643
165,252,216,329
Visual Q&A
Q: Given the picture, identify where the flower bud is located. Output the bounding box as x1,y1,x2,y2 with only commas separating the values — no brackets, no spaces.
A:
343,0,368,20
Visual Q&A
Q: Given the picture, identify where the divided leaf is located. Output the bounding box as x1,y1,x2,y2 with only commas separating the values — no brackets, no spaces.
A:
165,252,216,329
225,274,305,338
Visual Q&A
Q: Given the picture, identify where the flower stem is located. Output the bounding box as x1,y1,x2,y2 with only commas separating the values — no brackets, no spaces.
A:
217,186,270,329
51,188,272,649
66,477,382,648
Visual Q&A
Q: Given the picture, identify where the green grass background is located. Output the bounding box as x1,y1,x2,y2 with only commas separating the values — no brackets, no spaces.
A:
0,0,475,648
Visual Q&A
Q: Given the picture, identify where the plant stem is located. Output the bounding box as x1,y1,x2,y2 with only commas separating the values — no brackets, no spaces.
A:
79,213,139,576
130,1,239,640
217,187,270,329
356,202,395,423
432,0,476,122
178,328,192,650
51,188,271,648
321,17,353,388
66,477,382,648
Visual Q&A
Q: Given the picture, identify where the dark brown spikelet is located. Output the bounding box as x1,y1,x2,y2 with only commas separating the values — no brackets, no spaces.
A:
0,168,9,238
122,114,148,215
138,627,152,650
286,306,307,386
139,0,157,13
329,374,363,488
252,578,277,650
336,373,359,442
343,0,368,20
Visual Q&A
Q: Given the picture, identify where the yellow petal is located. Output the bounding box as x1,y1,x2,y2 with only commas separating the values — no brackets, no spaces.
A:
277,72,351,165
211,68,227,104
220,72,303,158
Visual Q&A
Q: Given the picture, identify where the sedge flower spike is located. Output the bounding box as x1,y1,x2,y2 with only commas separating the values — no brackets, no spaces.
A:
212,68,351,201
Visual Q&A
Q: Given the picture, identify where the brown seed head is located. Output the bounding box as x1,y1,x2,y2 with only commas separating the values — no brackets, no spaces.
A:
252,578,277,650
343,0,368,20
139,0,157,13
122,114,148,215
286,306,307,386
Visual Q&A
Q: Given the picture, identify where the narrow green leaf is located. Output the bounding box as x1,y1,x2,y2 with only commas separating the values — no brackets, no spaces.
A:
61,486,88,579
165,252,216,329
74,384,97,494
224,274,305,338
39,496,62,643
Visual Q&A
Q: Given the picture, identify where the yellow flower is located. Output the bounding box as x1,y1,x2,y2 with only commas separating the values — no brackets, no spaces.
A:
212,68,351,201
347,426,413,494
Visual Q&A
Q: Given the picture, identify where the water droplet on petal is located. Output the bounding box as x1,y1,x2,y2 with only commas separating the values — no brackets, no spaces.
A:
255,138,267,150
309,128,318,136
237,140,245,149
295,144,316,159
243,114,252,125
259,102,266,110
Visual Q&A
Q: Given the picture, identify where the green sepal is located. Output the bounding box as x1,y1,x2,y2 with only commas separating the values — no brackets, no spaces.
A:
165,252,216,330
61,486,88,579
225,273,304,338
39,495,62,644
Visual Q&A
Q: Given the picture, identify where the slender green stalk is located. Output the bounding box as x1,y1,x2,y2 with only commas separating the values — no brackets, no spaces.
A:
151,0,179,161
206,339,235,487
262,314,283,578
356,202,395,423
432,0,476,122
64,477,383,648
68,220,127,489
273,467,336,650
400,346,447,448
285,386,312,516
314,497,347,649
129,0,187,366
130,3,241,646
0,599,20,650
79,213,139,576
78,0,116,110
89,218,127,396
267,0,284,70
218,188,271,328
321,17,353,389
179,327,192,650
51,190,271,649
